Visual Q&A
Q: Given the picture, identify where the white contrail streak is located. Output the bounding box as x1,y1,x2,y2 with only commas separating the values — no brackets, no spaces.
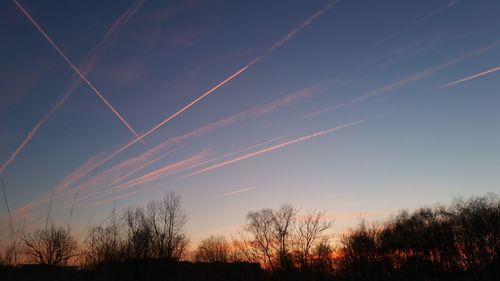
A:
183,115,380,178
12,2,338,215
13,0,142,141
415,0,461,24
104,0,337,152
441,66,500,88
1,0,146,174
210,187,256,199
137,66,249,141
108,145,184,186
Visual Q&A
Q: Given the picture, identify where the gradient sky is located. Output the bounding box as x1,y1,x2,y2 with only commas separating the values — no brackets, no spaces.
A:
1,0,499,247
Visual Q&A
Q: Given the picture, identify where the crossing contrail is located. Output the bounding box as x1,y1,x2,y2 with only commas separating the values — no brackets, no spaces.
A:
441,65,500,88
12,0,142,141
137,66,249,142
100,0,337,154
1,1,146,174
183,116,380,178
12,2,337,216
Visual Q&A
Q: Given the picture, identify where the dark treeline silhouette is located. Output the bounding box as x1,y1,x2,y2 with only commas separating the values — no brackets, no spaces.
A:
336,194,500,281
0,193,498,281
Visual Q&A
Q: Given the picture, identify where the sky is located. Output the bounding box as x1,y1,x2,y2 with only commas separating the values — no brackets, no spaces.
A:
1,0,499,247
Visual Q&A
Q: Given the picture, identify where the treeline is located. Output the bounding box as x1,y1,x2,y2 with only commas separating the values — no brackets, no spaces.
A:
1,193,499,281
337,194,500,281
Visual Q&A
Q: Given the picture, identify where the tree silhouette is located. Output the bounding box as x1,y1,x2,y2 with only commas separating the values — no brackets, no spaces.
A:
21,224,78,267
145,192,189,260
294,210,332,270
194,235,231,262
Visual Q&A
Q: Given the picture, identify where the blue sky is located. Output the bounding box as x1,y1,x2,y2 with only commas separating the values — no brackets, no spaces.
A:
1,0,499,246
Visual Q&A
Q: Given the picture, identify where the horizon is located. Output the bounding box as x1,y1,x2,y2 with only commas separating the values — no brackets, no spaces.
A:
1,0,499,250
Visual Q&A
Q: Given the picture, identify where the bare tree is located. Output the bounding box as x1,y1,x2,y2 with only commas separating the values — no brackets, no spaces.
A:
123,206,153,259
242,204,300,272
294,210,332,269
194,235,231,262
245,208,277,271
271,204,297,270
83,223,122,266
145,192,189,260
21,225,78,267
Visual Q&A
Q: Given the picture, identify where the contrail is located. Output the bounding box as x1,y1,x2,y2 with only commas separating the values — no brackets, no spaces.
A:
415,0,461,24
12,0,142,141
108,145,184,186
372,0,461,48
53,82,318,199
440,66,500,88
12,2,337,215
55,146,183,212
1,0,146,174
65,136,284,207
98,0,337,154
210,187,256,199
301,40,500,119
183,116,380,178
137,66,249,141
175,135,288,178
45,65,249,194
249,0,338,66
88,152,209,206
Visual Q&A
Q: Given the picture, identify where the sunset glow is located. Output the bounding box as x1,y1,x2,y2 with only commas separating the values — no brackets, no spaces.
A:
1,1,499,271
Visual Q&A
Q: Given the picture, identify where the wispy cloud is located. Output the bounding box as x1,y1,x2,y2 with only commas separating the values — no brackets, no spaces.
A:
1,0,146,174
440,65,500,88
210,187,256,199
12,0,142,140
182,116,380,178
